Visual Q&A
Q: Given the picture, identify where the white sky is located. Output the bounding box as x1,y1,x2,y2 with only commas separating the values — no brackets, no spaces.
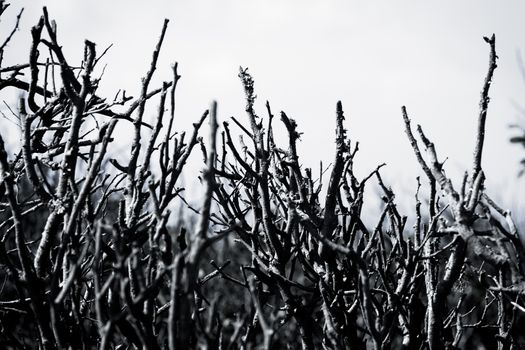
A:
1,0,524,212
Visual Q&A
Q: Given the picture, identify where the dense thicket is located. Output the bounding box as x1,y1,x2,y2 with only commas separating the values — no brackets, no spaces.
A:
1,3,524,349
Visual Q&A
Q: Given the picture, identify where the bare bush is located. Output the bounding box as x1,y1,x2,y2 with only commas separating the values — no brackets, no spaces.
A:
1,3,524,350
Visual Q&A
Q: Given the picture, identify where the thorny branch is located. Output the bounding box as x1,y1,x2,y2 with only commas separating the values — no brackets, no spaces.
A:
0,3,523,350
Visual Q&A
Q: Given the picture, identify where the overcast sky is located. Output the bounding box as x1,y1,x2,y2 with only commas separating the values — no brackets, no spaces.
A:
1,0,524,210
